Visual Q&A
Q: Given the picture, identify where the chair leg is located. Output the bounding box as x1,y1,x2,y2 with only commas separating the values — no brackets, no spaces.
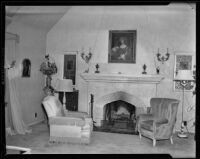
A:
170,136,173,144
139,132,142,139
153,138,156,147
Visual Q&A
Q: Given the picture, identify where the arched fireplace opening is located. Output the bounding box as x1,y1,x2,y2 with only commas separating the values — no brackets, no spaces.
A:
104,100,136,121
99,100,137,134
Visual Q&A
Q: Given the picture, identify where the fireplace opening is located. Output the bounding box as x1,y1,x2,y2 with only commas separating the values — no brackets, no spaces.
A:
94,100,138,135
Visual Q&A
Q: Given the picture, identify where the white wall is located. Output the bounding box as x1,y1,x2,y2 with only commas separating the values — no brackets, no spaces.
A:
46,5,196,132
6,21,47,126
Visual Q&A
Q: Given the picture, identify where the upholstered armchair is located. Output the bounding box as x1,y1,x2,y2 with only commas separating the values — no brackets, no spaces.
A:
42,95,93,144
137,98,179,146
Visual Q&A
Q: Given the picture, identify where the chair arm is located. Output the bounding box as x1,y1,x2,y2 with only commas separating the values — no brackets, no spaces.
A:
137,113,154,122
6,146,31,154
153,118,168,127
49,116,86,127
154,118,168,124
85,117,92,122
64,110,89,118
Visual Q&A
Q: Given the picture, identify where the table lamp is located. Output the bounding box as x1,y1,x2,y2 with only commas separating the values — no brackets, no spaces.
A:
174,70,194,138
55,79,73,109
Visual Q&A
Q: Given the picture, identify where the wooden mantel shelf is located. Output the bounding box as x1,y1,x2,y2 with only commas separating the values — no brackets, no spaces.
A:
80,73,164,84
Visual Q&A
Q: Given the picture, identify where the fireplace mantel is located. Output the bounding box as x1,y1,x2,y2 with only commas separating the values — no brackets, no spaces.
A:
80,73,164,84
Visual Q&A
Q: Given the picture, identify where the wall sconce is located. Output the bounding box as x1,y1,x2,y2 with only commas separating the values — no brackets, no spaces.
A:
81,47,92,73
5,60,16,69
156,48,170,64
81,47,92,63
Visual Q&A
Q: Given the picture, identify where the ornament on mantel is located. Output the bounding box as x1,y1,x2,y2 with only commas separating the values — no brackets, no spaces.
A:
142,64,147,74
95,63,100,73
156,67,160,74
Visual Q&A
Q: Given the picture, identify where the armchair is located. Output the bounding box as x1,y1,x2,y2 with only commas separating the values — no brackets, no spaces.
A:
137,98,179,146
42,95,93,144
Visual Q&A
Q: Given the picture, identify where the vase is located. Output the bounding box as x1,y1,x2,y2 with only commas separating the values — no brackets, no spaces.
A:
46,75,52,87
43,75,54,95
156,67,160,74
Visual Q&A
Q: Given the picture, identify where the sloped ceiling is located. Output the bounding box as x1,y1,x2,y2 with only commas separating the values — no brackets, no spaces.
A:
6,6,72,32
5,4,195,32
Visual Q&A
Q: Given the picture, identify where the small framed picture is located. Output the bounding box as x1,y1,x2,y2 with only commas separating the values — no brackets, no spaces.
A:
22,58,31,77
108,30,137,63
174,52,195,91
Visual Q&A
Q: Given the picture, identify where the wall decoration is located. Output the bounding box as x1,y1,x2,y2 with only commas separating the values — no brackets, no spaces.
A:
156,48,170,64
108,30,136,63
80,48,92,73
22,59,31,77
174,53,195,91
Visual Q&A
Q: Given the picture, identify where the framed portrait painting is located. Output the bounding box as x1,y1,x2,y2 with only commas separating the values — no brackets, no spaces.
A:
108,30,137,63
174,52,195,91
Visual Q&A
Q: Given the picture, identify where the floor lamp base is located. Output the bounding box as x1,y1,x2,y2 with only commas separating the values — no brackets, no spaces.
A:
177,131,188,138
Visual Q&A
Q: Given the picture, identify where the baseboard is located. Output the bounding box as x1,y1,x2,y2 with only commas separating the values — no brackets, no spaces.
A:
28,119,45,126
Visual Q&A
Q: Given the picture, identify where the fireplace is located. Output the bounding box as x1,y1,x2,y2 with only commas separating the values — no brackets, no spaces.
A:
80,73,164,134
97,100,137,134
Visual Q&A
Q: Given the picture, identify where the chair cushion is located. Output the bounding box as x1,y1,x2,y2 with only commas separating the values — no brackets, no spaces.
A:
155,118,168,125
140,120,153,131
65,111,88,118
49,116,85,126
140,118,168,132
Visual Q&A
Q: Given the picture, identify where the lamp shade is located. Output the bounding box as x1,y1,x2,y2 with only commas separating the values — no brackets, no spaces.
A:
174,70,194,81
55,79,73,92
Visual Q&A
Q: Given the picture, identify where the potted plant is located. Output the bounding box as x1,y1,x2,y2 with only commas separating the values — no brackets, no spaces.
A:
40,55,57,94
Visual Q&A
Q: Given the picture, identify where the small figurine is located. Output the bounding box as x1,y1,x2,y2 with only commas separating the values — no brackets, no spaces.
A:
156,67,160,74
142,64,147,74
95,64,100,73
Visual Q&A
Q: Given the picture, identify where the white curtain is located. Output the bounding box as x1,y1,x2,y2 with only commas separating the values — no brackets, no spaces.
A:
5,33,32,135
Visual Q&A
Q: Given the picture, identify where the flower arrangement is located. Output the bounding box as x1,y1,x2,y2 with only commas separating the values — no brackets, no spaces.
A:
39,55,57,76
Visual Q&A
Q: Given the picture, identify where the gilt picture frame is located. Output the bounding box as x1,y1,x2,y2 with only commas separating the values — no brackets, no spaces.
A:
173,52,195,91
108,30,137,63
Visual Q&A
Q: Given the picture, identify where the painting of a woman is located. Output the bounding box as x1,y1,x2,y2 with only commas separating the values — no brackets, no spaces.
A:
108,30,136,63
